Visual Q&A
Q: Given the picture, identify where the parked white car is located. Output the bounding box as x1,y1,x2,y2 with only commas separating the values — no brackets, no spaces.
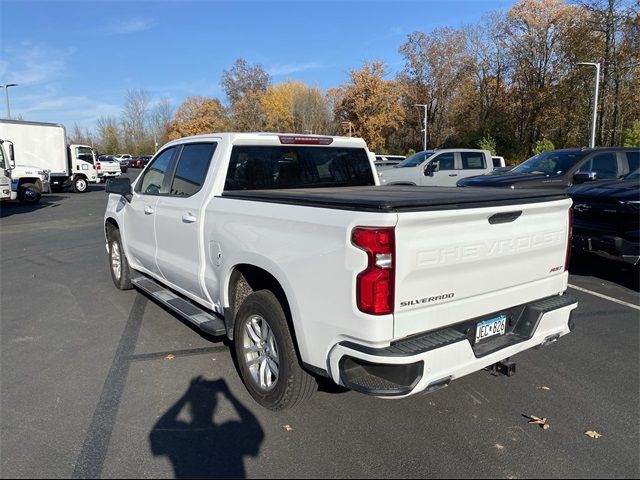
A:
104,133,577,410
378,149,494,186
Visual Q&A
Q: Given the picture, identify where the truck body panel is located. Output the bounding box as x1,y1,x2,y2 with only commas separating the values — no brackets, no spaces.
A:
0,120,67,176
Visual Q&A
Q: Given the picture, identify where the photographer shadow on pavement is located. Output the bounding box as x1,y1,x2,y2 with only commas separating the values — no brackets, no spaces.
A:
149,376,264,479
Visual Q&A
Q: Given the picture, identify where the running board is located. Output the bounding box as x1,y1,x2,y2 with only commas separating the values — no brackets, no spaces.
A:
132,275,226,337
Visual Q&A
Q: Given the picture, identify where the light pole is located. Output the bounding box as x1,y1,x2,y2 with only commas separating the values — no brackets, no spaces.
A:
341,121,352,137
413,104,427,151
577,62,600,148
0,83,19,120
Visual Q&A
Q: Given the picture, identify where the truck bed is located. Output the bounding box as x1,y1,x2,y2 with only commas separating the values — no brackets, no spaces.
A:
221,185,567,212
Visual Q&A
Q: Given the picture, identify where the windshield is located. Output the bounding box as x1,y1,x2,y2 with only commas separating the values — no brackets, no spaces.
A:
624,168,640,180
396,150,435,168
511,151,587,176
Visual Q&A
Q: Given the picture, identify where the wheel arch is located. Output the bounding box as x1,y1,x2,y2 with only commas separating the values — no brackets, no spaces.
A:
224,263,305,361
105,217,119,241
18,177,43,191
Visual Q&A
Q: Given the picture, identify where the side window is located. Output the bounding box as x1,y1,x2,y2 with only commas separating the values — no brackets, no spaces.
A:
626,151,639,172
461,152,486,170
579,153,618,179
170,143,217,196
75,146,94,164
431,153,455,170
137,147,176,195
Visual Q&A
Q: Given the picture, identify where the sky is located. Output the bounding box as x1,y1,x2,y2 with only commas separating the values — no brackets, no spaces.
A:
1,0,517,132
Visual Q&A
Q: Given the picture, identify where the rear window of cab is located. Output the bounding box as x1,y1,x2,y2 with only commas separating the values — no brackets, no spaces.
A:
224,146,375,191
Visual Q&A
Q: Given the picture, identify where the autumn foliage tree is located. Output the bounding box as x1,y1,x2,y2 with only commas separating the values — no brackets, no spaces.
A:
333,61,405,151
166,97,228,140
221,58,271,131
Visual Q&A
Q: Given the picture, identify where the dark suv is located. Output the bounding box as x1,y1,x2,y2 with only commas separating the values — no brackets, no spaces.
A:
457,147,639,189
567,167,639,266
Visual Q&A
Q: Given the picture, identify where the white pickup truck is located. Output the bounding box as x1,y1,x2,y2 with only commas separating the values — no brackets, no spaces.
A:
378,149,494,186
104,133,577,410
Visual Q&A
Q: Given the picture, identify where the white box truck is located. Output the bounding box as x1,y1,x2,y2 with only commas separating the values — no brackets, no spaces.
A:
0,137,50,204
0,119,111,196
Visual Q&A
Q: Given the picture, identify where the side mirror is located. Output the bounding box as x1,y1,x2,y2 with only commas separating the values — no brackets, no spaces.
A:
9,144,15,169
573,172,597,184
105,177,132,200
425,161,440,177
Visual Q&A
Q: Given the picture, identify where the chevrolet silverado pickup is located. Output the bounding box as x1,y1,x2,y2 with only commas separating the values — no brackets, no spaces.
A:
104,133,578,410
378,149,494,186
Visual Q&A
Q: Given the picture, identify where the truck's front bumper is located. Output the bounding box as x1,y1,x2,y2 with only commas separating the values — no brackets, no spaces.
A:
328,294,577,397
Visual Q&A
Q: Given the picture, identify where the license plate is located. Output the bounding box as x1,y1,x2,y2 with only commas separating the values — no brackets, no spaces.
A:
475,314,507,343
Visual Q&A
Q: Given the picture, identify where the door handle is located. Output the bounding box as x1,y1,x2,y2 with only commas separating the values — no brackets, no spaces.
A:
182,212,197,223
144,206,155,215
448,174,458,177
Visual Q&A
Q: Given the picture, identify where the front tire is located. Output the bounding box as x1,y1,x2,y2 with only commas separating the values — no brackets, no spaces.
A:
18,183,41,204
108,229,133,290
73,176,88,193
234,290,315,410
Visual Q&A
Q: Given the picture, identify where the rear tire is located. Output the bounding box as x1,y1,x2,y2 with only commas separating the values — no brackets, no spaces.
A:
73,176,88,193
108,229,133,290
234,290,315,410
18,183,41,204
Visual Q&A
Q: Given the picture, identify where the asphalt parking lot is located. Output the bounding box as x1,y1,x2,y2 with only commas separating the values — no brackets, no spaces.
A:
1,172,639,479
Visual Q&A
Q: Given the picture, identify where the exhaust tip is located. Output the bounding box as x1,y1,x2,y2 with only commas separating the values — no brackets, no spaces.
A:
538,333,561,349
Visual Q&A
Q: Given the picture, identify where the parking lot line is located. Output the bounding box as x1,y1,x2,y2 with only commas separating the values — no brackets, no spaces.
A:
568,283,640,311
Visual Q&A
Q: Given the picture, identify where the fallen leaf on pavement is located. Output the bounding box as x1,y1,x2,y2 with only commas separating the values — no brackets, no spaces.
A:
585,430,603,439
165,354,175,360
283,425,294,432
536,386,551,391
526,415,550,430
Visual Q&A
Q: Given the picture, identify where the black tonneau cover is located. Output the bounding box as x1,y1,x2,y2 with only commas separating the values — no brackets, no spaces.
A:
221,186,567,212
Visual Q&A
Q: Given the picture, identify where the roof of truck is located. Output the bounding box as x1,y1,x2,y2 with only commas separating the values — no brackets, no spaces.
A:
162,132,368,149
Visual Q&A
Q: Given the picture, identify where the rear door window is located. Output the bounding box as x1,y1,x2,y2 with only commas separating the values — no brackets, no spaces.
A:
626,151,639,172
461,152,486,170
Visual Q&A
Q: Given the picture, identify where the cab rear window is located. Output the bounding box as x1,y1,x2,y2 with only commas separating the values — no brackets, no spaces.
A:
224,146,375,191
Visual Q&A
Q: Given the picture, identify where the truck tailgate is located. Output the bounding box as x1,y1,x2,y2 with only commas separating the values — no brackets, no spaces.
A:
100,161,121,173
393,198,571,338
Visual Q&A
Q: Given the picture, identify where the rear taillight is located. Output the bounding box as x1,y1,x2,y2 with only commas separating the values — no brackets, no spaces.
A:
565,208,573,271
96,162,101,170
352,227,395,315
